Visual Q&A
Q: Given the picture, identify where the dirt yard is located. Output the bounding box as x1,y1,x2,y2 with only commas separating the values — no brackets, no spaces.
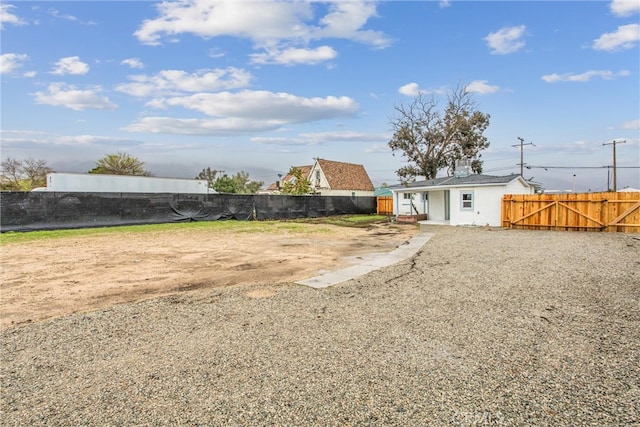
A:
0,221,418,329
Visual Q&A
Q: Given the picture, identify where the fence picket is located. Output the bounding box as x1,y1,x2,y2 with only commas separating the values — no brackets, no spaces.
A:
501,192,640,233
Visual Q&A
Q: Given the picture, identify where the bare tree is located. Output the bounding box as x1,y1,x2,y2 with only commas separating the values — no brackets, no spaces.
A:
23,158,53,188
0,157,23,190
1,157,54,190
388,86,490,182
196,167,219,190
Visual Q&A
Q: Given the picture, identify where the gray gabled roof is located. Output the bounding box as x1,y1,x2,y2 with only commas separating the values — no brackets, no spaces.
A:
389,173,527,190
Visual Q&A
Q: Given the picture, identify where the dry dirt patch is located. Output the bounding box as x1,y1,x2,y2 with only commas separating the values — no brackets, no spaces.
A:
0,221,418,328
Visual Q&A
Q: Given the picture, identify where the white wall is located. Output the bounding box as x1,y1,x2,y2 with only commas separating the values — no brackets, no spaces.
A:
449,185,516,226
427,191,446,221
393,192,427,215
505,179,535,195
47,173,209,194
308,163,328,189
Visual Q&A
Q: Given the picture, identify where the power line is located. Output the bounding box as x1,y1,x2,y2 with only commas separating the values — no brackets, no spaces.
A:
511,136,535,177
603,139,627,191
525,165,639,170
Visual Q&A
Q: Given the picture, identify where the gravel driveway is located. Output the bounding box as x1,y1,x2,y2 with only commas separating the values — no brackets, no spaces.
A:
1,226,639,426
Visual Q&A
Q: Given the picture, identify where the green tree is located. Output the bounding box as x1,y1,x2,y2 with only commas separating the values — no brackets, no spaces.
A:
1,157,53,190
231,170,264,194
388,86,490,182
212,171,264,194
196,167,219,190
89,152,149,176
213,174,241,193
280,167,312,195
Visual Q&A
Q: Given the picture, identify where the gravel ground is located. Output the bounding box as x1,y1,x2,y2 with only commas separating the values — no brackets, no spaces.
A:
1,226,639,426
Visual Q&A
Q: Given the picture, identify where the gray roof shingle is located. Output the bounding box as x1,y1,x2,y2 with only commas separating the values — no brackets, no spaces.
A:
389,173,523,189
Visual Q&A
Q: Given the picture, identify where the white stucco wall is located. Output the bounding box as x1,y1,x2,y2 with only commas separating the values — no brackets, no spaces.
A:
427,191,446,221
505,179,535,195
393,192,428,215
449,181,532,226
448,186,502,226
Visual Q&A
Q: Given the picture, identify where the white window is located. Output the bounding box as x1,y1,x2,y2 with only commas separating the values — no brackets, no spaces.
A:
403,193,413,200
423,193,429,201
461,191,473,210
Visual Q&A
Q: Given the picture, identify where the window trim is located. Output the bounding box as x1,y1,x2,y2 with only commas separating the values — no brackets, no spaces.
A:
461,191,474,210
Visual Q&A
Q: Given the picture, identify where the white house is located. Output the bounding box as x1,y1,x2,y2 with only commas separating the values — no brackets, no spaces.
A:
389,173,535,226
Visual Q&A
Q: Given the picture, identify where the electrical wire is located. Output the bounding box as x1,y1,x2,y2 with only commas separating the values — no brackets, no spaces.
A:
525,165,639,170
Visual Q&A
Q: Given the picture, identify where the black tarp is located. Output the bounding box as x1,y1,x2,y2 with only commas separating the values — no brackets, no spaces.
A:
1,192,376,232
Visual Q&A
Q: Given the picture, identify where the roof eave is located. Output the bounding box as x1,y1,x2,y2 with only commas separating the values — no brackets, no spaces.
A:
391,177,526,192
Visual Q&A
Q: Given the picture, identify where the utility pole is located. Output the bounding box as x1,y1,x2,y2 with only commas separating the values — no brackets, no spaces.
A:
512,137,535,176
603,139,626,191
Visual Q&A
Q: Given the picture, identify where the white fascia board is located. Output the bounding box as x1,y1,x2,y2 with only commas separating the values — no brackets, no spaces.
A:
391,182,510,193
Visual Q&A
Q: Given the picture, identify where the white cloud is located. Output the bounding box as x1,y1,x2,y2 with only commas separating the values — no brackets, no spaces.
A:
115,67,252,97
47,7,96,25
48,8,77,22
208,47,226,58
593,23,640,51
34,83,117,111
484,25,526,55
610,0,640,17
134,0,312,45
298,130,388,142
123,117,283,135
134,0,390,63
0,53,28,74
250,45,337,65
621,119,640,130
251,130,388,146
121,57,144,69
465,80,500,95
51,56,90,75
23,70,37,78
398,82,424,97
153,90,358,122
313,2,391,49
364,143,391,154
0,4,27,29
541,69,630,83
52,135,142,146
250,136,310,146
125,90,359,135
439,1,452,8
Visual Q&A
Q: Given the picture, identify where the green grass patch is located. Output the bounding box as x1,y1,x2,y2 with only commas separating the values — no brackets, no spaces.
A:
0,215,386,245
289,214,390,228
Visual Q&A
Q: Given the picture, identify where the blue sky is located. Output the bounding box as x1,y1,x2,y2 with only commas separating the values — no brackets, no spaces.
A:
1,0,639,192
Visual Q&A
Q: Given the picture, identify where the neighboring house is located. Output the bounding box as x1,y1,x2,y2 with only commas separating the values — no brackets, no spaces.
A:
389,173,535,226
266,159,375,197
310,159,375,196
265,165,312,193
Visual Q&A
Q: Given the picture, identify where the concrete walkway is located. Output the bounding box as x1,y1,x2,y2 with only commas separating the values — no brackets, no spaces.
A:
296,232,434,289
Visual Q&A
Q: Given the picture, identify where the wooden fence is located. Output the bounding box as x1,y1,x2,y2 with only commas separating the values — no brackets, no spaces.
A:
502,192,640,233
377,196,393,215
